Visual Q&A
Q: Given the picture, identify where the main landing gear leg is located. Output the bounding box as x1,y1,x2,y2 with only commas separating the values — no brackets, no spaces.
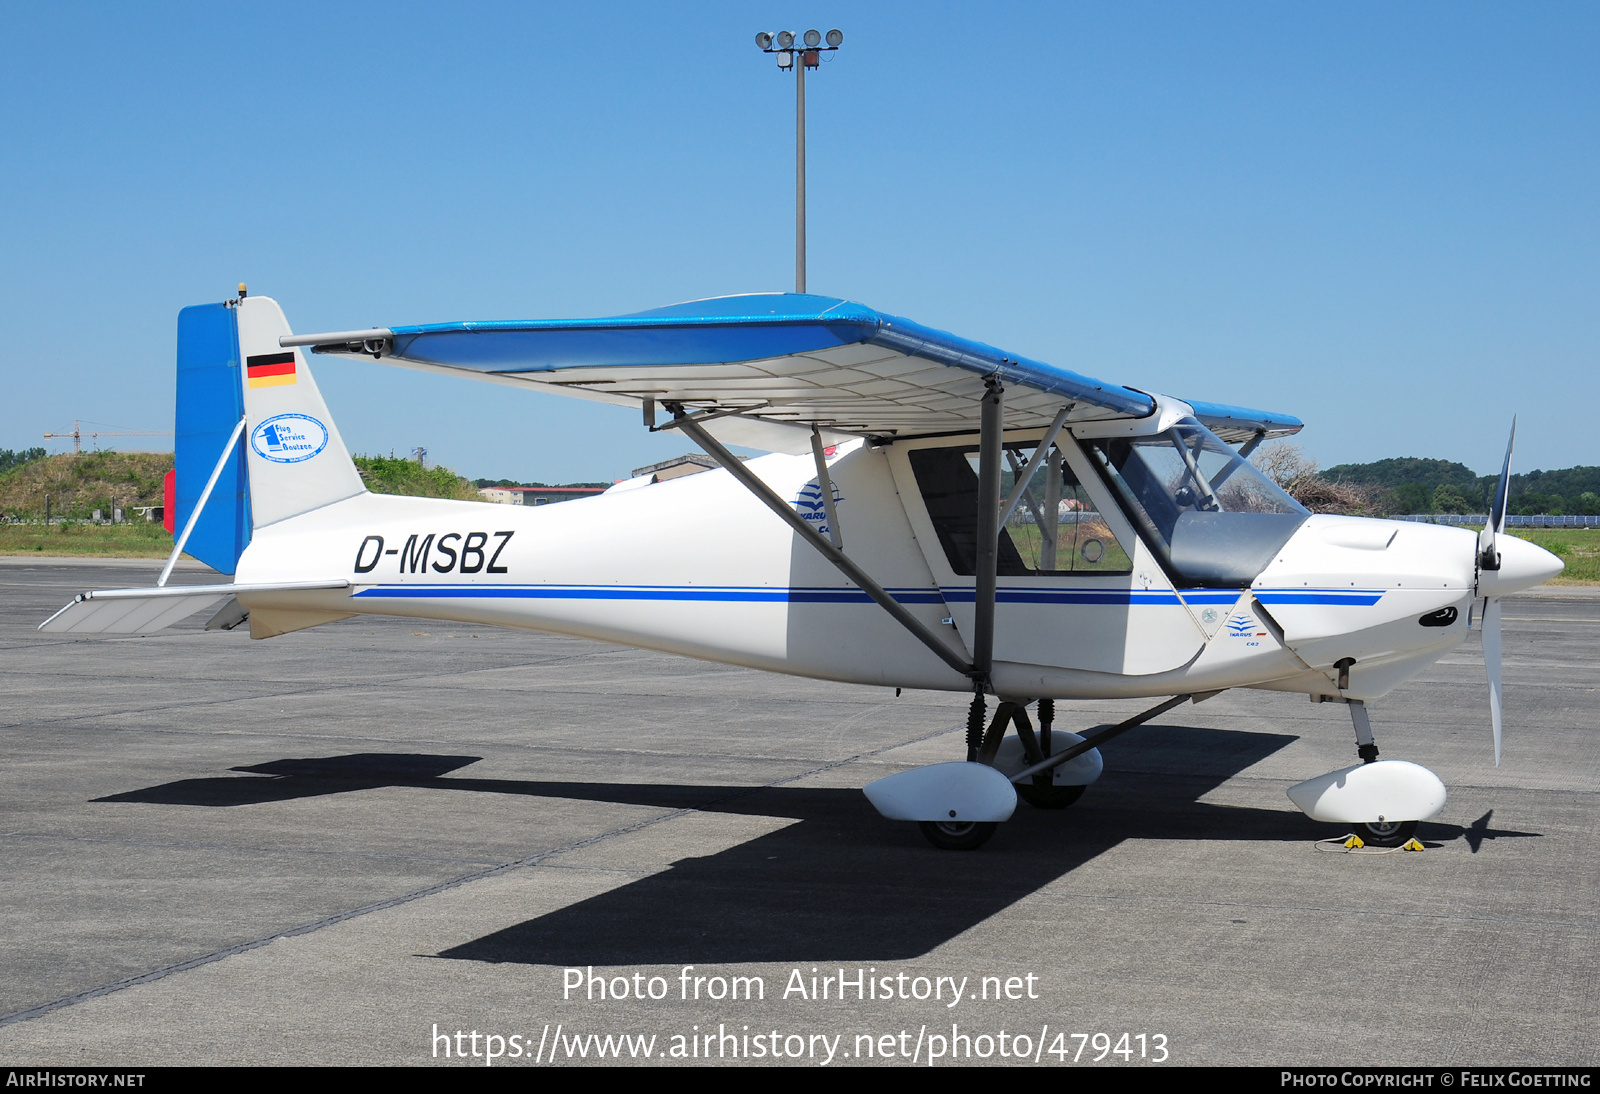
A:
965,687,985,762
910,694,1194,850
921,689,1008,851
1010,702,1084,810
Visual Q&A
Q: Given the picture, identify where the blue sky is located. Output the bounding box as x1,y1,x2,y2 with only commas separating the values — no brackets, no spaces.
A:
2,3,1596,482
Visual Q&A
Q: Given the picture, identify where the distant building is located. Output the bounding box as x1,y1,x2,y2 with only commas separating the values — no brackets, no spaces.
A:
630,454,720,483
479,485,607,506
520,486,606,505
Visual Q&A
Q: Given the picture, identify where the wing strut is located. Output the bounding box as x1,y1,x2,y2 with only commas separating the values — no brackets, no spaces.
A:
666,403,973,682
998,402,1071,528
972,379,1003,689
809,426,844,549
1006,694,1195,783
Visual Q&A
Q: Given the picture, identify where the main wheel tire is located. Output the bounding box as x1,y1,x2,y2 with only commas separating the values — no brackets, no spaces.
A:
1353,819,1418,847
1017,783,1086,810
918,820,998,851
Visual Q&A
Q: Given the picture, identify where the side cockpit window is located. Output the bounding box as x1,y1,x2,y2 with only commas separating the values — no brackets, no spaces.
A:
908,443,1134,577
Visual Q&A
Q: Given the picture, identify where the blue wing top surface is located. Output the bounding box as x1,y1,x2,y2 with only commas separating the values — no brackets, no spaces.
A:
310,292,1300,443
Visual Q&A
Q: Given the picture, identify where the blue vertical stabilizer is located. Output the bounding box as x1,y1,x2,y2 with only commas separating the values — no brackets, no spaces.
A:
175,303,251,574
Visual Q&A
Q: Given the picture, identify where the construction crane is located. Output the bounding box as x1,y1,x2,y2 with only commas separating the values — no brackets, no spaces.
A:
43,421,172,454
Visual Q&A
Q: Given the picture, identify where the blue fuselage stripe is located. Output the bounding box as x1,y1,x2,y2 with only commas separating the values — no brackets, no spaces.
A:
350,584,1385,608
939,588,1185,606
1254,591,1385,606
352,585,946,605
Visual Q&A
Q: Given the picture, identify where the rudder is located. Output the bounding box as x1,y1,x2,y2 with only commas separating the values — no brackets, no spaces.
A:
175,303,251,574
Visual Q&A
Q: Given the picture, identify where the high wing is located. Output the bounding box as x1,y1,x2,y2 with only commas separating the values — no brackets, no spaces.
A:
285,293,1300,452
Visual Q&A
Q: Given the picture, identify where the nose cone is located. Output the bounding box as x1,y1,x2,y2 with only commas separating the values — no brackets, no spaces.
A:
1480,534,1564,598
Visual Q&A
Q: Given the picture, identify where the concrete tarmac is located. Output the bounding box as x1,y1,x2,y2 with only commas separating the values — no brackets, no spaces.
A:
1,559,1597,1067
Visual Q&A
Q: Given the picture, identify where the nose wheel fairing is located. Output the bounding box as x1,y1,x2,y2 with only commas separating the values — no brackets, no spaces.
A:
1287,761,1447,828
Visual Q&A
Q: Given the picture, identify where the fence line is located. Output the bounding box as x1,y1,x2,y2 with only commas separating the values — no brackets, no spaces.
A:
1392,513,1600,528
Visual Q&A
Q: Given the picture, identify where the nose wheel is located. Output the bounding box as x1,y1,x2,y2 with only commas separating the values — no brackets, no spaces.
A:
918,820,998,850
1352,819,1418,847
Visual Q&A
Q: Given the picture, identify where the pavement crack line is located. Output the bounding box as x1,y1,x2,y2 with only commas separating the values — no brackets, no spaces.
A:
0,724,949,1031
0,664,921,735
1,830,500,868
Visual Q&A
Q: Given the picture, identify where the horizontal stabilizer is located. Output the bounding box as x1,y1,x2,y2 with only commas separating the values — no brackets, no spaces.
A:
40,580,350,636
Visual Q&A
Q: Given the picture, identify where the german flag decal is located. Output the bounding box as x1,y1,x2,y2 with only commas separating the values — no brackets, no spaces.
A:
246,352,297,388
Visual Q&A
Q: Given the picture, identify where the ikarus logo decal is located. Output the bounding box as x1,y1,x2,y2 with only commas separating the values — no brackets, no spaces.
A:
1225,613,1267,645
1225,614,1257,637
251,413,329,464
793,480,844,541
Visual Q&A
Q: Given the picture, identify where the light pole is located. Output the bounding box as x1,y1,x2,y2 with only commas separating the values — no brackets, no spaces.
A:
755,28,843,294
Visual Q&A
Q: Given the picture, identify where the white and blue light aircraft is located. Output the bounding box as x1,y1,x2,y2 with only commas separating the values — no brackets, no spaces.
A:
43,290,1561,849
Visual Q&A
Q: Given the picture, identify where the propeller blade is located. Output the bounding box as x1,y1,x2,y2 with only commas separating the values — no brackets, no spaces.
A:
1480,417,1516,574
1491,416,1516,536
1483,596,1503,765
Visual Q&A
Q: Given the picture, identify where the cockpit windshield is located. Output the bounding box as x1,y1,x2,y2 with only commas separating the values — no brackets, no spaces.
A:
1085,418,1309,587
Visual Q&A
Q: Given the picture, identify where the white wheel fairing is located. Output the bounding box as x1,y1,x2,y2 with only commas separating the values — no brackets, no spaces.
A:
863,762,1018,823
1286,760,1446,824
990,733,1103,787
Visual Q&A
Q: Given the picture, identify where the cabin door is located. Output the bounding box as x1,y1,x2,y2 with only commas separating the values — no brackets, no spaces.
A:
890,434,1206,676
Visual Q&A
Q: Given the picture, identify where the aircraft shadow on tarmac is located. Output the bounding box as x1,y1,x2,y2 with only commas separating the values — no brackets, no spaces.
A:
94,724,1540,963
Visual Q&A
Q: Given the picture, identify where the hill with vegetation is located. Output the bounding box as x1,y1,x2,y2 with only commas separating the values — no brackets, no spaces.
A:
0,450,482,523
1323,457,1600,516
0,450,172,520
353,455,480,500
0,449,485,557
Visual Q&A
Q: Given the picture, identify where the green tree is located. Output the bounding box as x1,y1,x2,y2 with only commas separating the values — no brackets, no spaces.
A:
353,455,480,500
1392,483,1431,514
0,447,47,474
1432,484,1473,515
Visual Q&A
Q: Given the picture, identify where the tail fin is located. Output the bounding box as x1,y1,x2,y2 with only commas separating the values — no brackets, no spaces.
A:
175,303,251,574
235,296,365,528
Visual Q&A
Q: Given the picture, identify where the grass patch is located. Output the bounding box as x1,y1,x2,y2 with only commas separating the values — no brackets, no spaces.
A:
0,521,177,558
1506,529,1600,585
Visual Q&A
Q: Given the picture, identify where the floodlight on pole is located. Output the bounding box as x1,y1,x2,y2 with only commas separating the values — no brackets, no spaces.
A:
754,28,843,294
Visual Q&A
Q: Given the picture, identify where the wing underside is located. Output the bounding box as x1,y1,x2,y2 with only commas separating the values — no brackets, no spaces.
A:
286,293,1301,450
